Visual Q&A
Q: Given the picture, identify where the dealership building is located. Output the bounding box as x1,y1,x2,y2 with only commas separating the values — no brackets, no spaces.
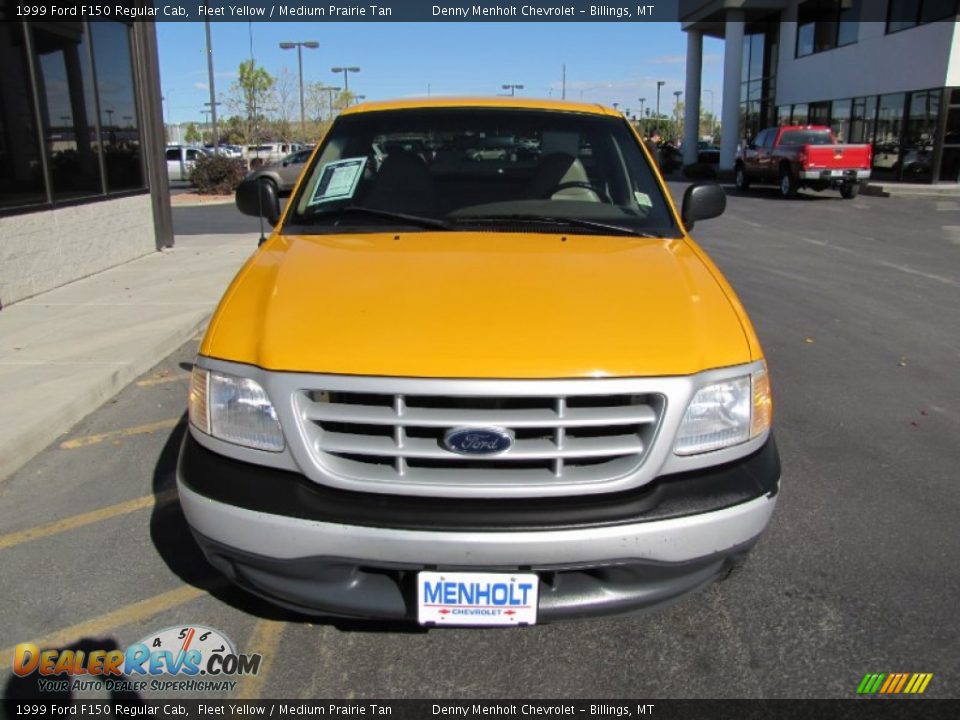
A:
681,0,960,183
0,6,170,308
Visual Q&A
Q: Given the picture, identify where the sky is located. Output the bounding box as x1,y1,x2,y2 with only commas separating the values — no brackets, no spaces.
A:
156,22,725,126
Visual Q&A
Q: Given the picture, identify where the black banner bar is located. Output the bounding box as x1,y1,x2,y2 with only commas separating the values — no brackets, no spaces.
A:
4,699,960,720
5,0,943,23
6,0,681,22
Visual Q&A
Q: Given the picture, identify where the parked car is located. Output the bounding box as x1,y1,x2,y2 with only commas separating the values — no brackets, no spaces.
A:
244,142,305,168
697,141,720,165
165,145,209,183
735,125,872,198
180,98,779,625
205,144,243,159
244,148,314,195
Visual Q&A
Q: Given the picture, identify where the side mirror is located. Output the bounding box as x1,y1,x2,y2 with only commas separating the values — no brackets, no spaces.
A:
681,183,726,231
747,143,757,151
235,177,280,226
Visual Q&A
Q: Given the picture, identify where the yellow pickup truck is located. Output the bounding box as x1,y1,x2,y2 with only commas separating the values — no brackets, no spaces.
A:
178,97,779,625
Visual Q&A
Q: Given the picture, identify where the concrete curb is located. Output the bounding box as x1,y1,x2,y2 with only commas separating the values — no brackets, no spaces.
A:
0,313,210,483
170,197,235,207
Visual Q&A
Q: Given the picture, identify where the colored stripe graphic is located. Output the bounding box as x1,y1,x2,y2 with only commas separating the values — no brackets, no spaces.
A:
862,673,886,694
857,673,933,694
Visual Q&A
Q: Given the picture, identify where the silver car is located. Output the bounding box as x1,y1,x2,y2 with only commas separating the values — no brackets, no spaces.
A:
243,148,313,195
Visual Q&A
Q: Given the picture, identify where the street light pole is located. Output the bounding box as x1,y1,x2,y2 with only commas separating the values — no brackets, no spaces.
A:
673,90,683,143
320,86,340,120
332,66,360,92
502,84,524,96
162,89,174,142
280,40,319,140
656,81,665,126
204,14,219,152
638,97,646,133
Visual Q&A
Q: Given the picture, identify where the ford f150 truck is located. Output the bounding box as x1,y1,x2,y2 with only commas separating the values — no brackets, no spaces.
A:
735,125,872,199
178,98,780,625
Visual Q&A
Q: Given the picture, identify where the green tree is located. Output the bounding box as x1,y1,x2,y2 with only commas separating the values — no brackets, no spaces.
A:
220,115,246,145
226,60,274,143
184,122,201,144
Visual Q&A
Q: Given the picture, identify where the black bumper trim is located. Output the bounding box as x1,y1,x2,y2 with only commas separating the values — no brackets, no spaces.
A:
193,530,758,622
178,433,779,532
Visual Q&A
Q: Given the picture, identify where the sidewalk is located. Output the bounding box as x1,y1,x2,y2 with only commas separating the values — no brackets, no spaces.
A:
863,181,960,198
0,233,256,481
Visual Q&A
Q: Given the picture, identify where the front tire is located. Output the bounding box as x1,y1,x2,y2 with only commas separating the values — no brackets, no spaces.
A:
734,164,751,191
779,168,798,199
840,182,860,199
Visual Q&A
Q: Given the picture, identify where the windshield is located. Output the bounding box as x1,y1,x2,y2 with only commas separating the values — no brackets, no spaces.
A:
287,108,676,236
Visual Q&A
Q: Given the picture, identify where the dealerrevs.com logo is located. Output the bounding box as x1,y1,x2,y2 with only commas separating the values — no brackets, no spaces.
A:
13,625,261,694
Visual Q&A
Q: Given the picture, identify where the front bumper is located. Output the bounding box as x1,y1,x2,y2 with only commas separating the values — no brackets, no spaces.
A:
177,434,780,621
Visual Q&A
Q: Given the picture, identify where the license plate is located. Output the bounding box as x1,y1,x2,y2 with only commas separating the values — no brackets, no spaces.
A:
417,571,539,626
831,169,845,176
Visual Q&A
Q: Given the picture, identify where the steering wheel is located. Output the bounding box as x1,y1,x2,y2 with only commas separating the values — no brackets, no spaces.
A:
543,181,613,204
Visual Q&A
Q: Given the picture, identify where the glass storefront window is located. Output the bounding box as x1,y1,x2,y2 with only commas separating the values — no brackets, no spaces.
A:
850,96,877,144
902,90,940,182
777,106,792,126
0,18,146,216
792,104,809,125
796,21,815,57
872,93,905,179
831,99,852,142
920,0,957,23
888,0,958,33
946,107,960,144
0,21,47,211
91,22,143,193
939,148,960,182
838,1,862,46
33,24,103,202
809,101,831,126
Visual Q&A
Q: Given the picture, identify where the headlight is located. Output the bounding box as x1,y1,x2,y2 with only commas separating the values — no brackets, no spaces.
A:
674,365,772,456
188,367,285,452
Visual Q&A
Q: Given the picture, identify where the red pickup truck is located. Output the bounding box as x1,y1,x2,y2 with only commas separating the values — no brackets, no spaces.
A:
735,125,872,199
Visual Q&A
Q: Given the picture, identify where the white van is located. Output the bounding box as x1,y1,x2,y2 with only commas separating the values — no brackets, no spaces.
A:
244,143,304,167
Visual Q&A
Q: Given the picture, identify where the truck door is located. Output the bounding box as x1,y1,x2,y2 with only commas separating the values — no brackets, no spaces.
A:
743,129,765,177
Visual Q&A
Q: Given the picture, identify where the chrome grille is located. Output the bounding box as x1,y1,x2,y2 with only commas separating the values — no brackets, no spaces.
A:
294,386,665,487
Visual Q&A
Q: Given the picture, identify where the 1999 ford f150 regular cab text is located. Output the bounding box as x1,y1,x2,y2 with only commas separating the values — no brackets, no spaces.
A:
177,97,781,625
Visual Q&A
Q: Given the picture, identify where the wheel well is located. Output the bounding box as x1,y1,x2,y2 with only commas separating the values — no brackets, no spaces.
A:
779,160,792,175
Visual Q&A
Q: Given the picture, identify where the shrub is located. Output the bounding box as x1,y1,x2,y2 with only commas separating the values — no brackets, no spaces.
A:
190,154,247,194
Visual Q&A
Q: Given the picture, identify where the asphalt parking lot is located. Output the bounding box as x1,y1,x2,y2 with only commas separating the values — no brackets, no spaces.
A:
2,183,958,701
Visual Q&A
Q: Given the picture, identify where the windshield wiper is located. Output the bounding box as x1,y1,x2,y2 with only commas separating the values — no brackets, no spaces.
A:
302,205,450,230
453,214,662,238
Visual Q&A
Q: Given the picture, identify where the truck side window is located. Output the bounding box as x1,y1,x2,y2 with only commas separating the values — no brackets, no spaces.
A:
764,130,777,149
165,148,180,161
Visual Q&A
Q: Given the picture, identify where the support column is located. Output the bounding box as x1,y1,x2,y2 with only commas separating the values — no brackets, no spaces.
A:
720,10,745,173
683,30,703,167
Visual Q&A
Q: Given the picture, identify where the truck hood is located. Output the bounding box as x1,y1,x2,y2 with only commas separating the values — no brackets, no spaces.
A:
202,231,755,378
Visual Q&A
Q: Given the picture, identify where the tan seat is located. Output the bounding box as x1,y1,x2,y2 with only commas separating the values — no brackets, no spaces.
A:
363,151,438,215
526,153,601,202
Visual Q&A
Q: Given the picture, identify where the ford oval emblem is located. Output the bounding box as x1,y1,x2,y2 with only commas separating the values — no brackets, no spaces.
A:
442,427,515,456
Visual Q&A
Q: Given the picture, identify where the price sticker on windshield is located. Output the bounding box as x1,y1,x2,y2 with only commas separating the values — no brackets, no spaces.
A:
309,156,367,205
